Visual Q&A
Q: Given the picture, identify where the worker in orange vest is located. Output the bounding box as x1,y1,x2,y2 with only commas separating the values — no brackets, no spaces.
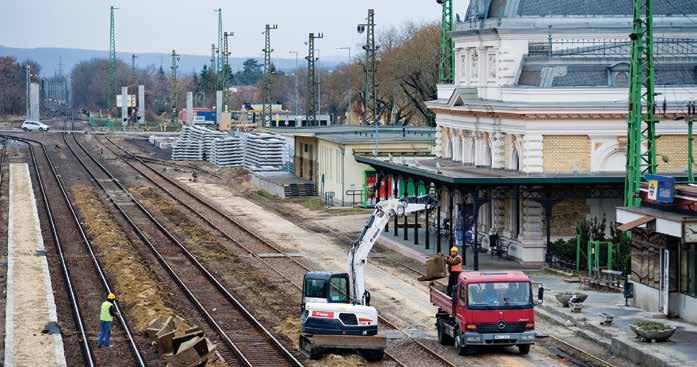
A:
446,247,463,296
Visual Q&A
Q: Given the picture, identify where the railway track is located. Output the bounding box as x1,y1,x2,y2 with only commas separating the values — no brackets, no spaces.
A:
97,135,458,367
0,134,146,367
65,133,302,367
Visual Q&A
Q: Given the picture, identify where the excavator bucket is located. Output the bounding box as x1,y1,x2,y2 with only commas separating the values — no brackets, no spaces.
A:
418,253,446,281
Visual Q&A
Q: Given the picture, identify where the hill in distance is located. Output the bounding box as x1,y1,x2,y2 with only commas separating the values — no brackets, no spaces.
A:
0,45,344,77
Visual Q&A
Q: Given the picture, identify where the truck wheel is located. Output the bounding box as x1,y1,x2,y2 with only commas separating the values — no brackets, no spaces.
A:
518,344,531,355
437,323,454,346
359,349,385,362
455,331,474,356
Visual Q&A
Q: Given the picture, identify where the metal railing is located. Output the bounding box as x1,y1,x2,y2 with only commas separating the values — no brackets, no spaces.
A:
529,38,697,58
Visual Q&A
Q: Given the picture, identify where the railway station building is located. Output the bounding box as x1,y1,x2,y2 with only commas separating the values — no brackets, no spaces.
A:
357,0,697,265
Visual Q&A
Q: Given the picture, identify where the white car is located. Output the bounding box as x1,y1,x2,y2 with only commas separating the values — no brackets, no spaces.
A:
21,120,49,132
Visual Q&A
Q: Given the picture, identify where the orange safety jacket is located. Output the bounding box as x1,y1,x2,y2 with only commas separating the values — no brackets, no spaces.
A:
447,255,463,272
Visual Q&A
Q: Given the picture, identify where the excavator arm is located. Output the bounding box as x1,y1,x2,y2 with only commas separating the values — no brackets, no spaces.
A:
349,196,439,305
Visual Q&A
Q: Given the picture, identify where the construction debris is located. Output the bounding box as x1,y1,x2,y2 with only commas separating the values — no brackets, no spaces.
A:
149,136,177,150
147,315,218,367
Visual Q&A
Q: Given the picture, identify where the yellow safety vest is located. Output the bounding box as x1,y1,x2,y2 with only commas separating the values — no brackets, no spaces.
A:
100,301,114,322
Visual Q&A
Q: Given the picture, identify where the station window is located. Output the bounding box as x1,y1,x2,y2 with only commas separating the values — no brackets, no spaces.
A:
680,244,697,297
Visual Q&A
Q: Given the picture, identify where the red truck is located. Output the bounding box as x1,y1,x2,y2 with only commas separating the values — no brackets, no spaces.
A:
430,271,543,355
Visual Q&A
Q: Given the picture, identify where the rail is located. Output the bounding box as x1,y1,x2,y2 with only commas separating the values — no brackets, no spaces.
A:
67,133,301,367
0,134,146,367
99,136,456,367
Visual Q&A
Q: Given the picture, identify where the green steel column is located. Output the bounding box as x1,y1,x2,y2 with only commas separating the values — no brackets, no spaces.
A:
625,0,658,208
689,119,694,183
437,0,454,84
607,242,614,271
587,240,592,277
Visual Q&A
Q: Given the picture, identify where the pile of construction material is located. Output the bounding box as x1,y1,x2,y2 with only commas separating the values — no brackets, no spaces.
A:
146,316,218,366
171,126,225,161
171,128,288,170
243,133,285,170
209,136,244,167
148,136,177,150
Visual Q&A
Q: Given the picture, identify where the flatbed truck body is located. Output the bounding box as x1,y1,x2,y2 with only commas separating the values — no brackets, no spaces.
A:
430,271,542,355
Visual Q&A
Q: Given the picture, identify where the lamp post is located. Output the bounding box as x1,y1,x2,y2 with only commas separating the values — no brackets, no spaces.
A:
338,47,352,124
289,51,300,117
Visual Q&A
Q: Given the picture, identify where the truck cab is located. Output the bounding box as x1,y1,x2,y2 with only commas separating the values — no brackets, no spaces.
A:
430,271,543,355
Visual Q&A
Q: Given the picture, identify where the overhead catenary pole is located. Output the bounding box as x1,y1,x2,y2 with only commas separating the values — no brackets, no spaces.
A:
262,24,278,127
289,51,300,116
170,50,180,125
624,0,658,208
214,9,223,81
107,5,118,111
223,32,234,111
306,33,324,126
358,9,377,125
210,43,217,105
437,0,454,83
25,65,30,120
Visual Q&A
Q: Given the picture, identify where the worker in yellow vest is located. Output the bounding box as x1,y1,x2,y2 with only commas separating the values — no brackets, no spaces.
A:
445,247,463,296
97,293,118,348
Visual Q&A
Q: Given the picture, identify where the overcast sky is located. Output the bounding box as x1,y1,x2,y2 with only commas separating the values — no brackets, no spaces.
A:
2,0,471,58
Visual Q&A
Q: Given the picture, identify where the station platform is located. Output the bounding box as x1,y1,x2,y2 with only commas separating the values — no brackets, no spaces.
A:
5,164,66,367
533,272,697,367
377,224,539,272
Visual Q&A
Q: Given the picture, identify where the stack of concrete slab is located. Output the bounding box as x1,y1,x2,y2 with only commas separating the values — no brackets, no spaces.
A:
244,133,285,169
171,126,225,161
209,136,243,167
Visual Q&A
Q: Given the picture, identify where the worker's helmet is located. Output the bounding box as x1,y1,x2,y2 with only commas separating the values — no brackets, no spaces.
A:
107,293,116,300
450,247,458,253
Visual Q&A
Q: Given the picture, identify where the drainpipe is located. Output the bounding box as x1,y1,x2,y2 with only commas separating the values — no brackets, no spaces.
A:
341,146,346,207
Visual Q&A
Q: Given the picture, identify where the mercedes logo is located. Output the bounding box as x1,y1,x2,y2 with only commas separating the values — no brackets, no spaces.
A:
497,320,506,330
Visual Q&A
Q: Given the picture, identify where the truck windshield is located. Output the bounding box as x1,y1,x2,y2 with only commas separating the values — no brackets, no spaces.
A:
467,282,531,309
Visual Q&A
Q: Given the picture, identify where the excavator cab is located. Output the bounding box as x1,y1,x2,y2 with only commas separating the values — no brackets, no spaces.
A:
301,272,350,312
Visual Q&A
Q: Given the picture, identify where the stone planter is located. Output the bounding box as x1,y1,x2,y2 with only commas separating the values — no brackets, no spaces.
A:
555,293,589,307
629,324,677,342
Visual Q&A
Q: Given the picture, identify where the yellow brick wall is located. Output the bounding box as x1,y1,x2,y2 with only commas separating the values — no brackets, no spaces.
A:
541,198,589,237
656,135,692,173
543,136,591,173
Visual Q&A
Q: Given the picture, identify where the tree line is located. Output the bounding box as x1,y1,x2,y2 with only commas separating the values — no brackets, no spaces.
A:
0,57,41,116
2,21,439,126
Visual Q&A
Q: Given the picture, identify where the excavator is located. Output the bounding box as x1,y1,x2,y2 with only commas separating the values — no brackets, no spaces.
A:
299,196,439,360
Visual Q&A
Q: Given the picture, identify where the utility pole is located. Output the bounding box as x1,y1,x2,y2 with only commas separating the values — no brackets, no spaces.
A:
262,24,278,127
170,50,180,125
223,32,233,111
306,33,323,126
437,0,454,83
338,47,352,124
625,0,657,208
214,9,223,83
358,9,377,125
289,51,300,116
107,5,118,111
